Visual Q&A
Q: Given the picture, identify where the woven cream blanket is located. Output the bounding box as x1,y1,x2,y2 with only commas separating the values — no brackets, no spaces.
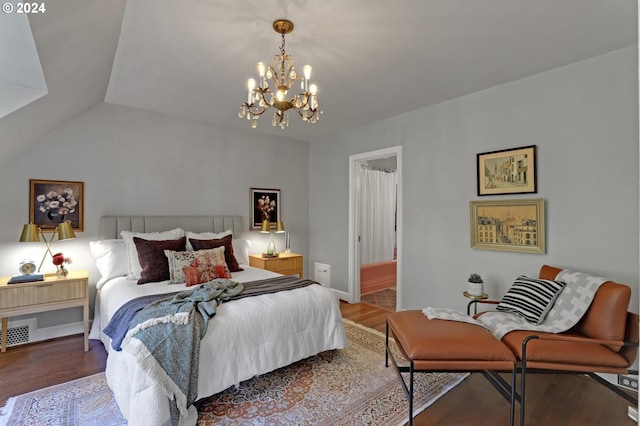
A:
424,269,606,340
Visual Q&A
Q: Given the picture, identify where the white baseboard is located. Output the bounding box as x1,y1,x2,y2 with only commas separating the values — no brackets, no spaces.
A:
329,288,352,303
32,321,86,343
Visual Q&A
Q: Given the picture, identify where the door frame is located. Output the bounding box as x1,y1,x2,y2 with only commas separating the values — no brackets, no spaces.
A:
348,145,403,308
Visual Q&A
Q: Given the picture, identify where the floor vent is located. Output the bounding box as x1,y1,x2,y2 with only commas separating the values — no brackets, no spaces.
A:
1,320,33,347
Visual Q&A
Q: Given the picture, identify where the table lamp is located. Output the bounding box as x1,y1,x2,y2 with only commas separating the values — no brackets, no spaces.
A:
19,221,76,272
260,219,285,256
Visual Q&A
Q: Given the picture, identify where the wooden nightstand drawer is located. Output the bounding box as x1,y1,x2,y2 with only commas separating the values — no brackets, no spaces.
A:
0,280,86,310
272,256,302,272
249,253,304,277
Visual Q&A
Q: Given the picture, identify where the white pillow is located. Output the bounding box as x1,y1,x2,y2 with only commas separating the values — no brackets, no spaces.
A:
89,239,128,282
185,229,233,250
232,238,250,265
121,228,185,280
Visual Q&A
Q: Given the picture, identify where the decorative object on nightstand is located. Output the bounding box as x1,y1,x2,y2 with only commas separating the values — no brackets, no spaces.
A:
19,221,76,272
52,252,72,278
467,273,484,296
249,252,303,278
284,228,291,253
7,258,44,284
260,219,286,257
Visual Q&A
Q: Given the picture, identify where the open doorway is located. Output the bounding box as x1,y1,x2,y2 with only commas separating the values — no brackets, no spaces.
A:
348,146,403,311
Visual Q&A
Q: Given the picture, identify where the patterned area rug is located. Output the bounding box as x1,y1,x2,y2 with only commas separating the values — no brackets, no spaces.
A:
0,321,467,426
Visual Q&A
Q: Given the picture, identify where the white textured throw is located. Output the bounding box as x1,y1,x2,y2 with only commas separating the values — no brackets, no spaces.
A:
422,307,485,327
476,269,606,339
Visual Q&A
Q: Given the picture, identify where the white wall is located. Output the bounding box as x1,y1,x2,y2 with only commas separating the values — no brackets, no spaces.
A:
309,47,639,313
1,46,637,336
0,102,309,328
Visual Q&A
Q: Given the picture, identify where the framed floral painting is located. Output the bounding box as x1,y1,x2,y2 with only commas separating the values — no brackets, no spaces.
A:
29,179,84,231
250,188,280,230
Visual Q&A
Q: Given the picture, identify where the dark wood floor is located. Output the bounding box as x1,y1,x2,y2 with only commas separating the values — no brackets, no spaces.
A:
0,302,636,425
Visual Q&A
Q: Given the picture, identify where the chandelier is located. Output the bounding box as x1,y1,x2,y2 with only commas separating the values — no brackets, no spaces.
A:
238,19,321,130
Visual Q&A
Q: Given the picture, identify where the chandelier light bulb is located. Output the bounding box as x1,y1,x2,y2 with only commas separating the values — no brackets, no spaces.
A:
303,65,312,80
276,90,285,102
309,84,317,95
257,62,266,77
247,78,256,91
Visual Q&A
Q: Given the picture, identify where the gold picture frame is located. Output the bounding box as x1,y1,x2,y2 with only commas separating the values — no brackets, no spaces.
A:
477,145,536,196
470,198,545,253
29,179,84,232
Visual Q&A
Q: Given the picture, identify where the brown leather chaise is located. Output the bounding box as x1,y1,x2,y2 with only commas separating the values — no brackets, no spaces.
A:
386,265,638,426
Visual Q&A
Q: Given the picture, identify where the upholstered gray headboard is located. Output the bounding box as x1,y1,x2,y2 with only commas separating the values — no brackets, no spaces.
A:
99,216,244,240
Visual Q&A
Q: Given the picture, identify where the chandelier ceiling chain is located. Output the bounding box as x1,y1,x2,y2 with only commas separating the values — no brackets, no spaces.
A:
238,19,322,130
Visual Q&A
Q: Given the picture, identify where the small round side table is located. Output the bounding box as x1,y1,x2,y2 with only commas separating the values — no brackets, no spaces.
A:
463,291,489,315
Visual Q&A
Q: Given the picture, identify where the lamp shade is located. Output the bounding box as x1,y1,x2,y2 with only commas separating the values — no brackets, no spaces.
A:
19,224,40,242
57,221,76,240
276,220,285,233
260,219,271,233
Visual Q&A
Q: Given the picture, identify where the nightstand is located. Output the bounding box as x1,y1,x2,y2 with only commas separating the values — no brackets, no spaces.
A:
0,270,89,353
249,252,303,277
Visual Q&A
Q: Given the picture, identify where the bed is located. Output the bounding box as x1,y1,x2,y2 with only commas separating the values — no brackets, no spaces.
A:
88,215,347,426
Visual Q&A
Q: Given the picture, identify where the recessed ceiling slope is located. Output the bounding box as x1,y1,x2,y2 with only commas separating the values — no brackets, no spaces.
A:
0,12,47,118
105,0,637,141
0,0,128,163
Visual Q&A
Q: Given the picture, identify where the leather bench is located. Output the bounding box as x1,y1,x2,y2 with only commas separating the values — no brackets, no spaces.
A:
386,310,516,426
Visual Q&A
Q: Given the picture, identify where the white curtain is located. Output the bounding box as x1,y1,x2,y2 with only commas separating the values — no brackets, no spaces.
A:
359,166,396,264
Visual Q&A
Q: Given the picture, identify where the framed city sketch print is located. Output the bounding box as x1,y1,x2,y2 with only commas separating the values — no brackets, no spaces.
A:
477,145,537,196
470,198,545,253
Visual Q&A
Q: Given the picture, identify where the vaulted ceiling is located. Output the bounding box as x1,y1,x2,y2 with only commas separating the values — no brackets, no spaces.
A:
0,0,636,161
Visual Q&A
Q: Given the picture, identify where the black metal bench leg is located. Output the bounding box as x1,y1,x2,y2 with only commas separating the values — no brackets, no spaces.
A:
409,360,414,425
520,336,538,426
385,321,389,367
510,365,516,426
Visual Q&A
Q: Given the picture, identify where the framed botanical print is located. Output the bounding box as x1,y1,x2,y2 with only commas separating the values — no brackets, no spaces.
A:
470,198,545,254
29,179,84,231
477,145,537,196
250,188,281,230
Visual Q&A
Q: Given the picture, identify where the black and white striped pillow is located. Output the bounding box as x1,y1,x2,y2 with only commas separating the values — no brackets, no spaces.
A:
496,276,565,324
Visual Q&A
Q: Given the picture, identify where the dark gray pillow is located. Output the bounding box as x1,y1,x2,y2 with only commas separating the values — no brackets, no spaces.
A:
134,236,186,284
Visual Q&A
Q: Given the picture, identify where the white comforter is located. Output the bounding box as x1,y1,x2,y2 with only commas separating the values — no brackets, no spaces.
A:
89,266,347,426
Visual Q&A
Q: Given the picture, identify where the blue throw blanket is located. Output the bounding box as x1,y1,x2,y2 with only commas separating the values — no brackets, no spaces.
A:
104,291,179,351
119,279,244,426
